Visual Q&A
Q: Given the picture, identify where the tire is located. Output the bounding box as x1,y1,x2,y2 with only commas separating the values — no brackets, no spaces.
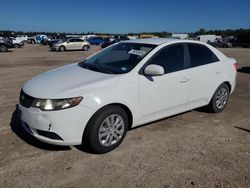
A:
13,43,19,48
0,45,7,52
31,40,35,44
84,106,129,154
227,42,233,48
206,83,230,113
59,46,66,52
82,45,88,51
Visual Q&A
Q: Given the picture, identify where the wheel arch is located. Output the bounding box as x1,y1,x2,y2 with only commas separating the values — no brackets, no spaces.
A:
208,81,232,104
59,45,66,50
90,103,133,129
82,103,133,144
223,81,232,93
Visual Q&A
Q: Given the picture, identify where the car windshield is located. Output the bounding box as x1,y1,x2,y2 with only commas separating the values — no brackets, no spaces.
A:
61,38,68,42
78,43,156,74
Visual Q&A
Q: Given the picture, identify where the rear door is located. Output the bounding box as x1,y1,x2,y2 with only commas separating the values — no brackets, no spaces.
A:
186,43,223,110
74,39,84,50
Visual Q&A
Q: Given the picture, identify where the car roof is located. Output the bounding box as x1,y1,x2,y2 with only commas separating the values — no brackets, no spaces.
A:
122,38,213,46
124,38,180,45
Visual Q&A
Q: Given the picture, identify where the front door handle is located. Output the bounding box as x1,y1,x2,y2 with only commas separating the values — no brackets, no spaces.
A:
180,77,190,83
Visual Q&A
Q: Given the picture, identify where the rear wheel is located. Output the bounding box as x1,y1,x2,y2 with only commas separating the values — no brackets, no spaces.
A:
0,45,7,52
84,106,128,154
206,83,229,113
227,42,233,48
59,46,66,52
13,43,19,48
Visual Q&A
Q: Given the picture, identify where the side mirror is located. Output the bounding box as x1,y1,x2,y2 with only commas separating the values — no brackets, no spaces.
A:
144,64,164,76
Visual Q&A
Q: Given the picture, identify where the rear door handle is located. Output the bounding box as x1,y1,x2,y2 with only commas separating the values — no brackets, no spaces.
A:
215,70,222,74
180,77,190,83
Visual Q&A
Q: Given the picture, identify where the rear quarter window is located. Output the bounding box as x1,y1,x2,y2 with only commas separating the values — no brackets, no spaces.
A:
187,43,219,67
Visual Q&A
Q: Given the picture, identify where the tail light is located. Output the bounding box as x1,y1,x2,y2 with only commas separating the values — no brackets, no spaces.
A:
233,63,238,70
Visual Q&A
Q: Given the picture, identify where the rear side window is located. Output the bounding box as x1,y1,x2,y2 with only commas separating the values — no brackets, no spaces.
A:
75,39,83,42
69,39,76,42
147,44,185,74
187,43,219,67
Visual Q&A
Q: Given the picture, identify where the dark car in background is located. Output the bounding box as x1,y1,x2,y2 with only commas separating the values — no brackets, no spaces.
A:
0,37,13,52
42,35,66,46
101,36,130,48
48,39,63,47
227,34,250,47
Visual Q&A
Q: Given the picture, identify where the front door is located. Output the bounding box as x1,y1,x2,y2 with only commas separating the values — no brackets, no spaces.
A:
138,43,191,124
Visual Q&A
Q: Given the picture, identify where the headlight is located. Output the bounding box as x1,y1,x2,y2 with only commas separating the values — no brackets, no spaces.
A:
31,97,83,111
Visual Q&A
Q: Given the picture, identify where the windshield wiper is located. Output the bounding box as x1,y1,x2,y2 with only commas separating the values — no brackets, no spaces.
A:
79,61,115,74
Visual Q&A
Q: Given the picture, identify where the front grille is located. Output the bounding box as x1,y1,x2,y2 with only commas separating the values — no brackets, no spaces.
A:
19,90,35,108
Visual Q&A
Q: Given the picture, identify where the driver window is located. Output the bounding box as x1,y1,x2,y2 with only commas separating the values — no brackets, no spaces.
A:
147,44,185,74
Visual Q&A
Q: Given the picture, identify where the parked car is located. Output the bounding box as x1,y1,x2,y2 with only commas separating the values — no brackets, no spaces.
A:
41,36,65,46
48,39,63,47
86,37,105,45
0,37,13,52
226,34,250,47
11,37,25,48
16,35,28,42
51,38,90,52
28,35,48,44
18,38,237,153
195,35,222,43
101,36,130,48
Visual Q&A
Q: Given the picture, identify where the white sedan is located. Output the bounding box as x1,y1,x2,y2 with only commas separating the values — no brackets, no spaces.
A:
18,38,237,153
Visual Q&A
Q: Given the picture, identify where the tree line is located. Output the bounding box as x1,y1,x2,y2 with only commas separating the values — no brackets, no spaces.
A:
0,28,250,38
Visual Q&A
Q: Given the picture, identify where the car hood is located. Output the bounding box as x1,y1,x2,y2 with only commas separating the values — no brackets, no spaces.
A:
22,63,120,99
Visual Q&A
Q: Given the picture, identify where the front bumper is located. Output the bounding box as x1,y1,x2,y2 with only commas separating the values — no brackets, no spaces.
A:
18,103,96,146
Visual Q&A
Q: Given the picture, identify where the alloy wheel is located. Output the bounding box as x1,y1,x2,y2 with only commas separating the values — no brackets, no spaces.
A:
98,114,125,147
215,88,228,109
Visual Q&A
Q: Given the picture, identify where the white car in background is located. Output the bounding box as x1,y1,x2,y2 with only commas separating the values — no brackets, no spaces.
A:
18,38,237,153
16,35,28,41
11,37,25,48
51,38,90,52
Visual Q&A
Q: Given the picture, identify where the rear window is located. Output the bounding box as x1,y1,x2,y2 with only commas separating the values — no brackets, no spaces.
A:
188,43,219,67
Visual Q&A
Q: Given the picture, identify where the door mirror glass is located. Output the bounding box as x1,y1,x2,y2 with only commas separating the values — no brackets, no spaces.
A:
144,64,164,76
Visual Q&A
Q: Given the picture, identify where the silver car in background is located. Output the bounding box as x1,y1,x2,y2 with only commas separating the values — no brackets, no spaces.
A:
51,38,90,52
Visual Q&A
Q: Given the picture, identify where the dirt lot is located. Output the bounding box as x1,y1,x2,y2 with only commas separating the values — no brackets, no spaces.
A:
0,44,249,188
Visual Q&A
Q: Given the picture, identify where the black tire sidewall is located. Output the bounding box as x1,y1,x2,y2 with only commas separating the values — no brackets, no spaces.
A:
82,45,88,51
210,83,229,113
0,45,7,52
59,46,65,52
85,106,129,154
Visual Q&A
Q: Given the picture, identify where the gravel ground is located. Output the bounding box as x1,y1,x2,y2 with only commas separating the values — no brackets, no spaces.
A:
0,44,249,188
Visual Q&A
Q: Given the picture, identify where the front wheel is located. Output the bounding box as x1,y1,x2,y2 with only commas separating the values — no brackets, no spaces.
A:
206,83,230,113
59,46,66,52
84,106,128,154
0,45,7,52
227,42,233,48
